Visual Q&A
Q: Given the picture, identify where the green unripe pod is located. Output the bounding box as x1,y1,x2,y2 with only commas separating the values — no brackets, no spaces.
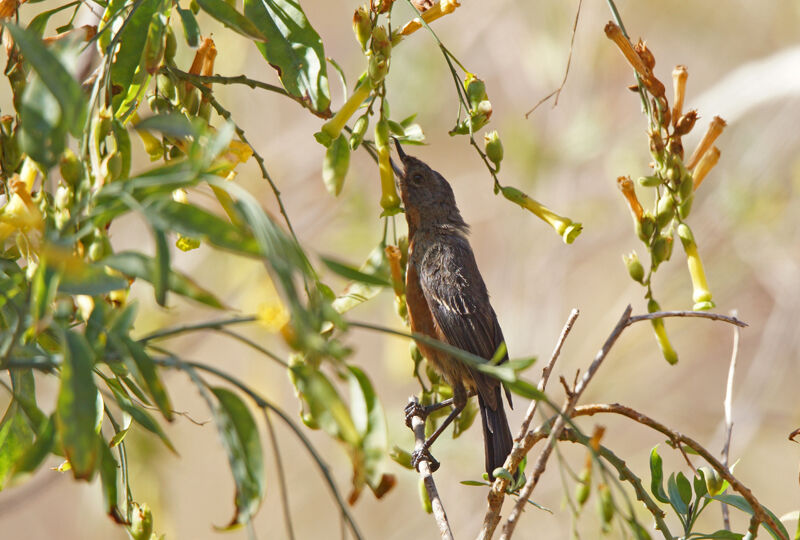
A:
637,175,661,187
655,195,674,229
349,114,369,150
59,149,83,187
375,117,390,149
622,251,645,283
637,213,655,242
575,468,591,507
597,484,614,524
678,195,693,219
465,75,487,111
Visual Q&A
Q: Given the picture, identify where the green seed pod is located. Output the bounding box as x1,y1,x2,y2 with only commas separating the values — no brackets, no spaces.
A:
322,134,350,196
655,195,675,229
370,26,392,59
637,213,655,242
352,6,371,50
375,117,390,149
575,468,591,507
164,24,177,63
622,251,645,283
349,114,369,150
637,175,661,187
368,54,389,85
647,298,660,313
678,194,693,219
156,73,179,104
465,75,487,111
142,14,167,75
597,484,614,524
484,130,503,170
679,170,694,199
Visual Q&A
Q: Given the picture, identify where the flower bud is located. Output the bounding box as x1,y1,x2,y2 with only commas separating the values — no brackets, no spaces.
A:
637,213,655,241
671,65,688,124
349,114,369,150
651,234,673,267
699,466,725,496
465,75,487,111
575,468,591,507
352,6,371,50
597,483,614,525
368,54,389,85
678,195,693,219
484,130,503,171
622,251,645,283
655,195,674,229
59,149,84,187
637,175,661,187
370,25,391,58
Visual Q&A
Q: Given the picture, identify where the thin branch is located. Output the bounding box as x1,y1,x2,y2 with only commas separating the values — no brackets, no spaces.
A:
137,316,257,342
212,327,289,368
570,403,787,540
479,308,580,539
498,305,633,540
627,310,747,328
407,397,454,540
721,310,741,530
263,410,296,540
525,0,583,118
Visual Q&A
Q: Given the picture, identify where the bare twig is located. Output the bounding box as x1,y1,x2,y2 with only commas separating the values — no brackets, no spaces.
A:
524,0,583,118
627,310,747,328
498,305,633,540
721,310,741,530
407,397,454,540
263,410,296,540
479,309,579,538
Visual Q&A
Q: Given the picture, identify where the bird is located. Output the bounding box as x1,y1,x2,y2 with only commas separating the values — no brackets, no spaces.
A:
393,140,514,480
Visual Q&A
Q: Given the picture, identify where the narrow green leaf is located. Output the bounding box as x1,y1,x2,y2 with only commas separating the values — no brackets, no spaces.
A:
103,252,224,309
10,369,47,432
694,469,708,499
196,0,265,41
30,258,60,329
104,377,175,452
320,256,392,287
667,473,688,515
57,330,100,480
58,260,128,296
690,531,743,539
504,379,546,400
27,1,81,37
108,0,162,116
676,471,693,506
98,436,121,519
134,113,199,140
152,229,169,306
3,22,86,136
109,413,133,447
210,387,265,529
242,0,331,116
330,243,390,316
176,6,200,47
124,338,173,421
649,446,669,503
141,200,261,256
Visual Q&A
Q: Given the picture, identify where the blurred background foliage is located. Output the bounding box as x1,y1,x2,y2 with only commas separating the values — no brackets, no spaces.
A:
1,0,799,538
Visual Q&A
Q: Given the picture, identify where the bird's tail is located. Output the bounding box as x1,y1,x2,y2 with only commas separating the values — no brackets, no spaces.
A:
478,390,514,481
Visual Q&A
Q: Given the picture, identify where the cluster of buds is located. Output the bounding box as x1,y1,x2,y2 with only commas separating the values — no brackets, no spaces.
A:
606,22,727,362
449,74,492,135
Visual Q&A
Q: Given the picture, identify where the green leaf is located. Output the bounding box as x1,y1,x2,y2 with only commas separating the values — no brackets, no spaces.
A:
4,21,86,136
176,6,200,47
103,251,224,309
290,363,359,446
505,379,546,400
109,413,132,447
242,0,331,116
104,377,175,453
330,242,390,317
58,260,129,296
649,446,669,503
210,387,265,529
694,469,708,499
676,471,693,506
123,338,173,421
711,494,790,540
196,0,265,41
141,200,261,257
0,400,35,489
11,414,56,479
348,366,391,496
689,531,743,539
152,228,169,306
98,436,120,519
320,256,392,287
56,330,100,480
507,356,537,373
134,113,199,140
27,1,81,37
668,473,688,515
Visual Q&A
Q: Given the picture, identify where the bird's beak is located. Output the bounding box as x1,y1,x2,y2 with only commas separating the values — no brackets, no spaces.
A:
391,138,405,179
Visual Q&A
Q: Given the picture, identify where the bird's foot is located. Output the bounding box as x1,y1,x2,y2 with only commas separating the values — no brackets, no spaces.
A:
404,398,427,428
411,447,440,473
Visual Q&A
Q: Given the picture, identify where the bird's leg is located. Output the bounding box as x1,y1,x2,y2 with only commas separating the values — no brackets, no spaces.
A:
409,385,469,473
404,389,476,428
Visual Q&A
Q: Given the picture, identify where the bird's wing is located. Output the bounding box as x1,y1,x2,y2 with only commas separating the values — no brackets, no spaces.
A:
418,240,511,409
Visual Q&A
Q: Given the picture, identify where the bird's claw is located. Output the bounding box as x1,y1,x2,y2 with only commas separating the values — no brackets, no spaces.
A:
404,399,427,428
411,447,440,473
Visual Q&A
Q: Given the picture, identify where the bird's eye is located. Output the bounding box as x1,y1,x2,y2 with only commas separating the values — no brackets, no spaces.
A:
411,173,424,184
